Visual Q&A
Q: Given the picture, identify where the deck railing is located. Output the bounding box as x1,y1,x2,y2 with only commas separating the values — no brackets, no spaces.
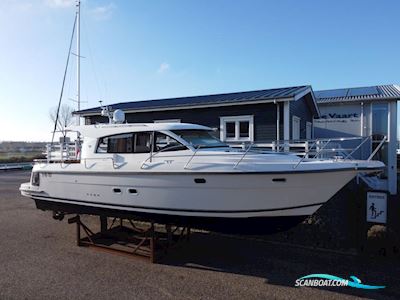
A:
43,141,80,163
229,135,387,161
39,135,387,171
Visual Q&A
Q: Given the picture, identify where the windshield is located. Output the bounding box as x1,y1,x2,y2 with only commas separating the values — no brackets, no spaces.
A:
172,130,228,149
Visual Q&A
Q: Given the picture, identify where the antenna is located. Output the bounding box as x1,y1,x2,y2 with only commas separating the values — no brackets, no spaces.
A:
99,100,113,123
98,101,125,124
76,0,81,125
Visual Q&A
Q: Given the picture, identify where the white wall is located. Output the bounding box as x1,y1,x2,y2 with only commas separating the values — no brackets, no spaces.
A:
314,104,362,137
315,101,397,195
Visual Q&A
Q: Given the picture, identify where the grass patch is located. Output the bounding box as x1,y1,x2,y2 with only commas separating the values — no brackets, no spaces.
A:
0,152,45,163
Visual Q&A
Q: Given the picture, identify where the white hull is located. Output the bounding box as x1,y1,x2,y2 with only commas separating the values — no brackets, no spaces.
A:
21,169,357,219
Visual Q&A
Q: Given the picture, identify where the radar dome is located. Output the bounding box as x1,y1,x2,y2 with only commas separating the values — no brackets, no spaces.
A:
113,109,125,124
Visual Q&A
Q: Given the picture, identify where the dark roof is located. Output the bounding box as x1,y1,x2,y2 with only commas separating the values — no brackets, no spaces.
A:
75,85,314,115
315,85,400,104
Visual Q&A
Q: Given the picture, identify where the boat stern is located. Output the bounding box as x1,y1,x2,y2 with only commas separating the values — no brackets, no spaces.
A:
20,170,43,197
19,182,43,197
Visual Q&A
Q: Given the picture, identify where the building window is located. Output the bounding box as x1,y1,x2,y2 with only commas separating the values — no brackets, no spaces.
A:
226,122,236,138
154,119,181,123
239,121,249,138
220,115,254,142
371,103,389,175
371,103,389,141
306,122,312,140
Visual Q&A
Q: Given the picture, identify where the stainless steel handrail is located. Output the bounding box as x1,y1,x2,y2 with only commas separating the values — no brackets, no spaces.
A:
344,136,371,160
293,139,331,169
141,144,188,169
46,142,79,163
368,136,387,161
233,143,253,169
83,157,118,169
184,145,202,169
291,140,319,169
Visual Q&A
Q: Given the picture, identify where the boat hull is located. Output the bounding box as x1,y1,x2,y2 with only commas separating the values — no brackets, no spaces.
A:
33,198,309,234
21,169,358,233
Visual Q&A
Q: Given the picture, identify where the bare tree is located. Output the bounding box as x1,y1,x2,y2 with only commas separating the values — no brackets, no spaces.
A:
49,104,75,137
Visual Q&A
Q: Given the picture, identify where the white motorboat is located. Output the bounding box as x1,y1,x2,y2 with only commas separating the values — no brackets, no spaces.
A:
19,2,384,234
20,122,384,233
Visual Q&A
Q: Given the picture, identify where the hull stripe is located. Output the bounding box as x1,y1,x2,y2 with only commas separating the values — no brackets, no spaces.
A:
32,167,380,176
30,194,324,214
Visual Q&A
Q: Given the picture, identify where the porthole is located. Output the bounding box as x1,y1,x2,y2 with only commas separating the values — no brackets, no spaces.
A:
272,178,286,182
113,188,122,194
194,178,206,184
128,188,138,195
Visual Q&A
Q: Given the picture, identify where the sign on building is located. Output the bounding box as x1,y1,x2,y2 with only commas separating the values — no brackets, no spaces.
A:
314,104,362,137
366,192,387,224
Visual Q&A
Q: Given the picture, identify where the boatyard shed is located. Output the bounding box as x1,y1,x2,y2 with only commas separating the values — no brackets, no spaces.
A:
76,86,319,144
314,85,400,195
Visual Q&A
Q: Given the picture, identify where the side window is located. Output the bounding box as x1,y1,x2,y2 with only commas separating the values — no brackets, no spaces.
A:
97,132,152,154
154,132,187,152
97,137,109,153
108,133,133,153
134,132,151,153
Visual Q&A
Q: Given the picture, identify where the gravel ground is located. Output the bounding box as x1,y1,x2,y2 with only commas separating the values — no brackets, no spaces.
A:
0,170,399,300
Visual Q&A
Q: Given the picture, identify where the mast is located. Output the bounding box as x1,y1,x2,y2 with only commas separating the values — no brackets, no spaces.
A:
76,0,81,124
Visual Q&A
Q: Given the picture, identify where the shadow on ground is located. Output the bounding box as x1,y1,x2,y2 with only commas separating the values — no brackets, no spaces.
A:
161,232,400,299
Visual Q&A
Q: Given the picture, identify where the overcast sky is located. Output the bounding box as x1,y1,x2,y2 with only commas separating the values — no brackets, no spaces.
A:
0,0,399,141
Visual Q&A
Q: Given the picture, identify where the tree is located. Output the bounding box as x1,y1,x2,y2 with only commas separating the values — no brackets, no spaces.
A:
49,104,75,137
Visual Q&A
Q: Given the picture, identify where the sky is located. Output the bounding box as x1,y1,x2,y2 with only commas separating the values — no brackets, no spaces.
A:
0,0,399,141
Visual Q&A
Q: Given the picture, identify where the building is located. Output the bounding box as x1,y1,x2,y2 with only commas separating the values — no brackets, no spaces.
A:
75,84,399,194
314,85,399,195
78,86,319,144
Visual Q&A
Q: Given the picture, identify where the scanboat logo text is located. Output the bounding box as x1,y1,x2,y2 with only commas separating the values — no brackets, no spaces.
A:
295,274,385,290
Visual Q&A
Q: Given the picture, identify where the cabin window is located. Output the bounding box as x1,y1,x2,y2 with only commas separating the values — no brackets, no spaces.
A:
108,133,133,153
172,130,227,149
31,172,40,186
97,132,151,154
154,132,187,152
134,132,151,153
220,115,254,142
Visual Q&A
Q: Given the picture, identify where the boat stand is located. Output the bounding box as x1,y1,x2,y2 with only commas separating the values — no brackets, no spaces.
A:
68,215,191,263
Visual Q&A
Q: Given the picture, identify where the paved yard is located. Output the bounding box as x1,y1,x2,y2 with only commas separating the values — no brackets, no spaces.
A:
0,170,399,299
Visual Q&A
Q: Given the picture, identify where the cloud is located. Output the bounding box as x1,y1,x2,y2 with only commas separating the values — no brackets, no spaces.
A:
45,0,75,8
157,62,170,74
90,3,115,20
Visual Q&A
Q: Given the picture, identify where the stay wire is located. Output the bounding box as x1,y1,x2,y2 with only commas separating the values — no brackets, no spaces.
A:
51,13,78,145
